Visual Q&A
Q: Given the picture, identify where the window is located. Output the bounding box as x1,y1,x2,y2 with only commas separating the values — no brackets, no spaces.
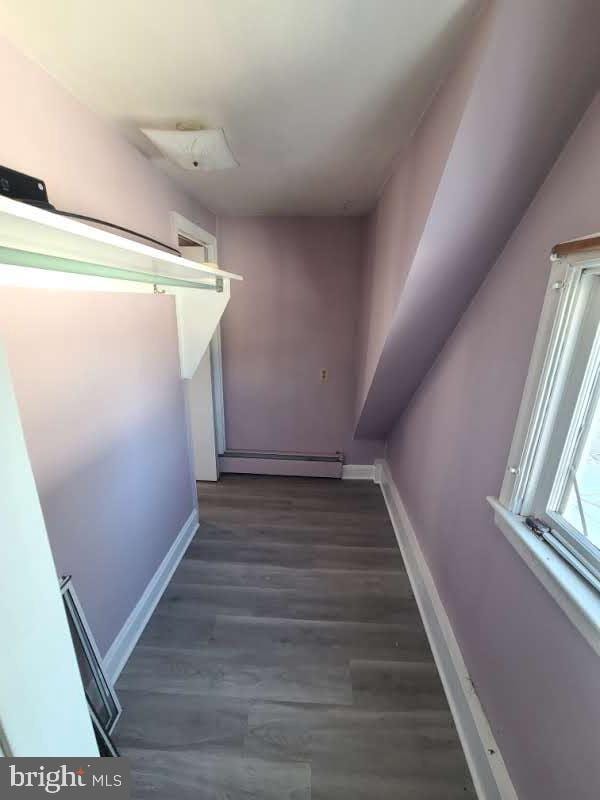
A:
498,243,600,597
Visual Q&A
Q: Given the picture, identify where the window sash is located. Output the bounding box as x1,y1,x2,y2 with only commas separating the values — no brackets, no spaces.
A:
504,258,600,592
529,275,600,585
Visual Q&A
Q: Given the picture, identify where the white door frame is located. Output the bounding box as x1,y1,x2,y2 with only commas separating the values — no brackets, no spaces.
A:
171,212,227,455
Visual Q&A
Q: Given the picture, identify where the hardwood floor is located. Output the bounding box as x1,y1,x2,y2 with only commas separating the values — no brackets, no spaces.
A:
115,474,476,799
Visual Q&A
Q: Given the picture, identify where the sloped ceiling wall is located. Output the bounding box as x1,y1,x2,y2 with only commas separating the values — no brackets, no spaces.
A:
355,0,600,438
354,6,486,421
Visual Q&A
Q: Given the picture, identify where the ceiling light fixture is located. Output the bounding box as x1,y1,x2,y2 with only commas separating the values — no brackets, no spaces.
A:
140,127,238,172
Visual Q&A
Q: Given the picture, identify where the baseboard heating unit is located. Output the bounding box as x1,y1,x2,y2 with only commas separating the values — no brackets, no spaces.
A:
219,450,344,478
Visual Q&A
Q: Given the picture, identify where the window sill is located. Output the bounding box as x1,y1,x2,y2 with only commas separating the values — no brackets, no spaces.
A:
487,497,600,656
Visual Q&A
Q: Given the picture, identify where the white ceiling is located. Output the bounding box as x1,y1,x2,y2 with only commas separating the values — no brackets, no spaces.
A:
0,0,481,215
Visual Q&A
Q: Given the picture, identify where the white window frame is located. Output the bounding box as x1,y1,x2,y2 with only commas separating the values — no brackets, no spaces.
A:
488,250,600,656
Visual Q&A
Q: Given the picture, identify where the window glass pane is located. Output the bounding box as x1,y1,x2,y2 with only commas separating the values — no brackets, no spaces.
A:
561,394,600,551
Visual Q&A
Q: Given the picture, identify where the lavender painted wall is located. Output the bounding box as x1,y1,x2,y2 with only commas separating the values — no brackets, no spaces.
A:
354,3,488,424
356,0,600,437
218,216,383,465
387,95,600,800
0,290,190,656
0,36,215,238
0,38,215,654
354,9,483,419
355,165,410,419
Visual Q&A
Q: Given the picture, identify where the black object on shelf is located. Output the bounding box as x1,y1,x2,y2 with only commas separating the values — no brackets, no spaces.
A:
0,164,180,255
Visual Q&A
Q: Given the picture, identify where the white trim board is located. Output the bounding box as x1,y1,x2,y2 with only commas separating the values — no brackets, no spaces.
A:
171,211,227,457
219,455,342,479
103,508,199,684
341,464,375,480
374,460,517,800
170,212,217,254
488,497,600,657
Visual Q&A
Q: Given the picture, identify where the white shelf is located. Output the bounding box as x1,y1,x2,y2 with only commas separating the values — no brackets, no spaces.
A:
0,195,243,378
0,195,242,289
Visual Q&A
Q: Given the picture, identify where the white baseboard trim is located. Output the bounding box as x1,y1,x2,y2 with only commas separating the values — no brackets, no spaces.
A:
220,456,342,478
103,508,199,685
375,459,517,800
341,464,375,480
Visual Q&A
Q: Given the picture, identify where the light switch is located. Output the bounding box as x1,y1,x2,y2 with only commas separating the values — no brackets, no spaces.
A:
320,368,328,383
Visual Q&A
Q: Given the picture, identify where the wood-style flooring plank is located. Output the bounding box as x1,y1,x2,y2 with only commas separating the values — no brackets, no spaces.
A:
245,702,469,780
182,519,396,549
136,611,215,649
125,748,310,800
172,559,411,595
185,538,405,571
210,615,431,662
350,659,448,710
118,644,353,705
158,581,417,624
310,769,475,800
115,474,476,799
116,690,249,750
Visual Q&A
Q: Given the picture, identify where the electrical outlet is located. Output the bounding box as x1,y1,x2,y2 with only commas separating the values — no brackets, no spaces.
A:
320,368,328,383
